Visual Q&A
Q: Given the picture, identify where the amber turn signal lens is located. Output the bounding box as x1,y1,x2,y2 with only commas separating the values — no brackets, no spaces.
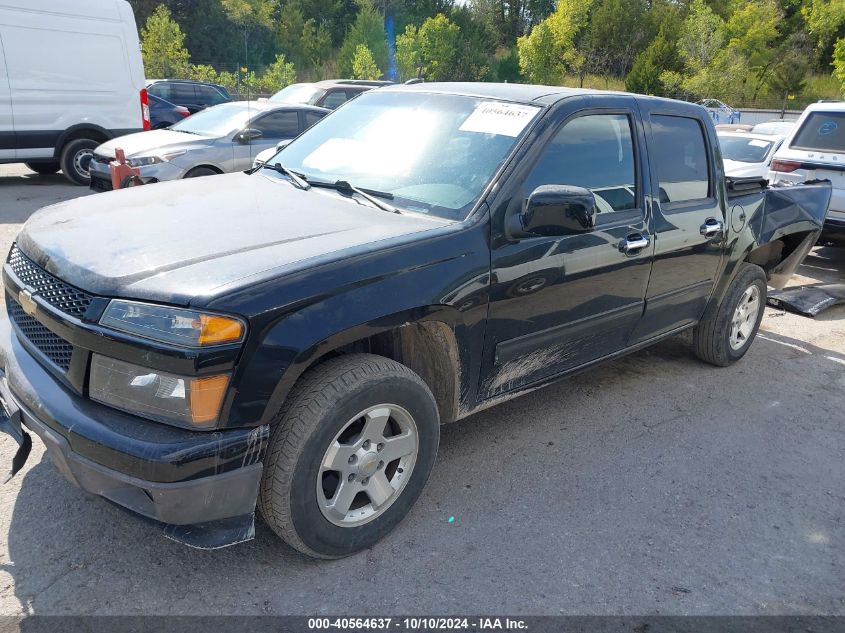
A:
189,375,230,425
198,315,244,346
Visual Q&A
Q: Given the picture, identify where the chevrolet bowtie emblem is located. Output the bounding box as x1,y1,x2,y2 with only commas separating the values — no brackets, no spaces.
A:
18,289,37,317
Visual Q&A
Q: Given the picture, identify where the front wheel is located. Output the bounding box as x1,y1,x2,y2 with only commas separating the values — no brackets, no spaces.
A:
59,138,99,185
258,354,440,558
693,263,767,366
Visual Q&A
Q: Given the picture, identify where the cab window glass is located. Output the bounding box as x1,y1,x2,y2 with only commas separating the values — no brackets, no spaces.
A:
525,113,637,213
650,115,710,204
173,83,197,103
322,91,349,109
253,111,300,138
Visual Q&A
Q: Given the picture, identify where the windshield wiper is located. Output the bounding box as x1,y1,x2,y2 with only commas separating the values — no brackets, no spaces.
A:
262,162,311,190
308,179,400,214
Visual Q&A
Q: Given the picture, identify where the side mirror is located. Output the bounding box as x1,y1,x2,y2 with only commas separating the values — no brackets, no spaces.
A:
507,185,597,238
236,128,263,143
275,138,293,151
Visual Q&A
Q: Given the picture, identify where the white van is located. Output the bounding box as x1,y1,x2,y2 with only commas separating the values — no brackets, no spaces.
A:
0,0,147,185
768,101,845,246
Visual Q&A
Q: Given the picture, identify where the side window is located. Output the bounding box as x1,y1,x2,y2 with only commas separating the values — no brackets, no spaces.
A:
524,113,638,213
173,83,197,103
148,83,171,101
206,87,228,105
650,115,710,205
321,90,349,109
304,111,326,128
252,111,300,138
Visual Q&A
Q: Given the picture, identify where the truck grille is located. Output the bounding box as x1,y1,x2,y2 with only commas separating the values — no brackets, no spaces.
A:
7,245,93,318
6,297,74,371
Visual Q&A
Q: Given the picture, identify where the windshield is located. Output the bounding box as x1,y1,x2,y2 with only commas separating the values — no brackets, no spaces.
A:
791,111,845,153
271,91,541,220
719,135,774,163
270,84,326,105
170,102,255,137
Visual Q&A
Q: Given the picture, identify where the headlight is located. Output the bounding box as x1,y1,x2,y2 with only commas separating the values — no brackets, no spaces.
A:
90,355,228,428
99,300,245,347
126,150,186,167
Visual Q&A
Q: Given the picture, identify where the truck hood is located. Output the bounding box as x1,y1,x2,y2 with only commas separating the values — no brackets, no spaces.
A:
15,172,449,306
95,129,214,159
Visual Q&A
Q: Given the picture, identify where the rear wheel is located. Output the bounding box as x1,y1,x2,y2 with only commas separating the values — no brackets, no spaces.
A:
25,161,60,175
184,166,219,178
59,138,99,185
258,354,440,558
693,263,767,366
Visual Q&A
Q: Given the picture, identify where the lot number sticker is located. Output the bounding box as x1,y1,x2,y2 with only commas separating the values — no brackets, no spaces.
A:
459,101,540,137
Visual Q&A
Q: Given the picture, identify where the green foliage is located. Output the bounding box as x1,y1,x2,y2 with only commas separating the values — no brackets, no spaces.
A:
140,5,191,77
277,0,332,76
220,0,275,30
259,53,297,91
396,13,461,81
625,29,680,95
832,38,845,92
582,0,648,78
516,0,593,84
802,0,845,56
351,44,382,79
337,4,388,78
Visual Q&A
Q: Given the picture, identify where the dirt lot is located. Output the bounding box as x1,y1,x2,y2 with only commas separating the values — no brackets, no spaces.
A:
0,163,842,616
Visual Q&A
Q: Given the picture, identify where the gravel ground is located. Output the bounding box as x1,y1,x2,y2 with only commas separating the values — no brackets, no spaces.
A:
0,163,842,616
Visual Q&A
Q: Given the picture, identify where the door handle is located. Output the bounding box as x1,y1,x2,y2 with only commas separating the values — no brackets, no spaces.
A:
619,233,650,253
700,218,724,237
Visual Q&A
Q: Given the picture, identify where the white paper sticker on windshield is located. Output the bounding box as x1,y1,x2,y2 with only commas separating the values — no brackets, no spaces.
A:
459,101,540,137
748,139,770,148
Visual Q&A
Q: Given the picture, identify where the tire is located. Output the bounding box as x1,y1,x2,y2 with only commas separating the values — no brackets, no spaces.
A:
258,353,440,558
184,166,219,178
693,263,767,367
25,161,60,175
59,138,99,185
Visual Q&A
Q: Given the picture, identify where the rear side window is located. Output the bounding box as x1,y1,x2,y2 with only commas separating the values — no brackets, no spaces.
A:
148,83,172,100
304,111,326,128
791,111,845,152
321,90,349,109
199,85,227,105
253,111,300,138
650,115,710,205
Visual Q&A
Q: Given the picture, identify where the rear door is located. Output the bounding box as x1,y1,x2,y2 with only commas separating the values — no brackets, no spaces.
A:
628,103,726,343
0,30,13,160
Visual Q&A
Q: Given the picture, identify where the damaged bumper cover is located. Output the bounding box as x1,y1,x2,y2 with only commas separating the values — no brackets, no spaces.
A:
0,318,269,548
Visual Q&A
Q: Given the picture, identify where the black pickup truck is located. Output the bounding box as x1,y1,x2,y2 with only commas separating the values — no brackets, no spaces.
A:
0,83,831,558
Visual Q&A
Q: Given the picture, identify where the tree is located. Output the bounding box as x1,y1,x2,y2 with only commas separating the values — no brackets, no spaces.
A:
768,49,810,114
140,5,191,77
802,0,845,58
625,29,680,95
395,13,460,81
352,44,381,79
835,37,845,93
516,0,593,84
582,0,647,80
221,0,276,72
677,0,725,73
259,53,297,92
337,2,389,78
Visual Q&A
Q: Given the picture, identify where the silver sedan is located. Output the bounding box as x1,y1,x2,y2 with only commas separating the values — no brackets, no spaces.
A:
88,101,329,191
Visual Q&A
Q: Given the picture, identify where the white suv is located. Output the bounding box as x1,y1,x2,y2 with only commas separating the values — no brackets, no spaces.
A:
768,101,845,245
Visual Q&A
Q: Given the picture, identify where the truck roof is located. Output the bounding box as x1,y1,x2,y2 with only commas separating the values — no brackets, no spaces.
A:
385,82,700,110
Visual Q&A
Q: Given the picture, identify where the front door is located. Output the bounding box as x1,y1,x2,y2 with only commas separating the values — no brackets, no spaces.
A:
628,105,726,343
233,109,301,171
480,96,654,400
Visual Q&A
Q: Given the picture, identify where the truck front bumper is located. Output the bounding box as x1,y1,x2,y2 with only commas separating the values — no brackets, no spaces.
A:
0,317,269,549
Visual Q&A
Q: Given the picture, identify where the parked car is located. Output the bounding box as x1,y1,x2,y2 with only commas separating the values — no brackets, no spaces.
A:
88,101,329,191
717,131,784,178
752,120,795,136
149,93,191,129
0,84,830,558
699,98,741,124
146,79,231,114
0,0,147,185
768,101,845,245
269,79,392,110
